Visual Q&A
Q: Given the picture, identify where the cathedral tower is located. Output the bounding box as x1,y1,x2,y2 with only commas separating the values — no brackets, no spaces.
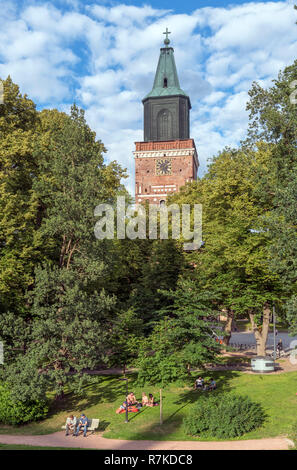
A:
134,29,198,205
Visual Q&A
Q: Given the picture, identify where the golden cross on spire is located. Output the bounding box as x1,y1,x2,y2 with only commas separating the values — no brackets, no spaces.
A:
163,27,171,46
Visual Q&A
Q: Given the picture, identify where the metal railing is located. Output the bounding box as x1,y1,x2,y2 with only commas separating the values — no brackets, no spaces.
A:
229,343,256,351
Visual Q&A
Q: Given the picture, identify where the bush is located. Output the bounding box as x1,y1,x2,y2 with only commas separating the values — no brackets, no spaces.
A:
0,385,49,425
184,394,265,438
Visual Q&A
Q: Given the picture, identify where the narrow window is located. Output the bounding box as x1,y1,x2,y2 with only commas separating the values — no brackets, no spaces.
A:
163,78,168,88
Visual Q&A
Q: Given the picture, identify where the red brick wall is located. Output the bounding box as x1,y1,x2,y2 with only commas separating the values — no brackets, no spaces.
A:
134,139,198,204
135,139,196,152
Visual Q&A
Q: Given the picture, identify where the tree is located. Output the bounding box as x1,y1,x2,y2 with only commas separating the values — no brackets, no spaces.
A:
3,104,126,399
131,239,184,331
169,144,282,355
246,60,297,336
107,308,143,376
0,77,47,314
137,278,220,385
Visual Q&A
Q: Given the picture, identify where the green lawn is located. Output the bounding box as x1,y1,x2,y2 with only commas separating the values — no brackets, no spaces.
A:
0,371,296,441
0,444,92,450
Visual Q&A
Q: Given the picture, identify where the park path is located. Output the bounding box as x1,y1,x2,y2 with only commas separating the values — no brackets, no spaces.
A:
0,432,293,450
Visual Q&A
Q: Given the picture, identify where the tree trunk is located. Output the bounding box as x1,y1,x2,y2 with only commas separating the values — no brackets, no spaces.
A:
55,388,65,400
222,309,234,346
187,363,191,375
249,304,271,356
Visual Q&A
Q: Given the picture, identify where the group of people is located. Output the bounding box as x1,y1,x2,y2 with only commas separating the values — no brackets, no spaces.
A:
141,392,157,407
65,413,89,437
194,377,217,391
116,391,158,414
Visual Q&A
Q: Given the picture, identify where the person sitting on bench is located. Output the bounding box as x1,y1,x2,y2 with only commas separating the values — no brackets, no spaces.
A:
65,414,77,436
74,413,88,437
277,339,283,357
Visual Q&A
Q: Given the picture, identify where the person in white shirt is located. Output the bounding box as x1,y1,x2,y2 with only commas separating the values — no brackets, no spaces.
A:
65,415,77,436
194,377,204,390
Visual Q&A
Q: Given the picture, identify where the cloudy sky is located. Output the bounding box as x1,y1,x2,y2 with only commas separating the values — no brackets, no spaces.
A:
0,0,296,194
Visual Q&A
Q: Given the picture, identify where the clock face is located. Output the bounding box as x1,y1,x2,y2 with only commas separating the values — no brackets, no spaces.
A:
156,158,172,175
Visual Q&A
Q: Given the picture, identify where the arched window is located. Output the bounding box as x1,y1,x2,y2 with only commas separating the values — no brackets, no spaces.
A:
157,109,173,141
163,77,168,88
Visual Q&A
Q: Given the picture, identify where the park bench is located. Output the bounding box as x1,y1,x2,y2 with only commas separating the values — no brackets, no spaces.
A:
62,418,100,435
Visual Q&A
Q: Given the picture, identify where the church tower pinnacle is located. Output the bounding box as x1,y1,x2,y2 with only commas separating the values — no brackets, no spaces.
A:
134,31,199,205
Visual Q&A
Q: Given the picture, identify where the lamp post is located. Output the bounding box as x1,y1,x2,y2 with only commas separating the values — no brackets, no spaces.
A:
273,305,276,361
118,378,129,423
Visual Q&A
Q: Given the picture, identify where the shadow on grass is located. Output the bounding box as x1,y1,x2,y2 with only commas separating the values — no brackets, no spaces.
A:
107,369,268,448
98,420,110,431
128,406,150,422
47,374,135,419
164,370,241,424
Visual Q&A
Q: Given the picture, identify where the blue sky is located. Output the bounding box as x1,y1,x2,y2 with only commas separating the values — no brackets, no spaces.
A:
0,0,296,194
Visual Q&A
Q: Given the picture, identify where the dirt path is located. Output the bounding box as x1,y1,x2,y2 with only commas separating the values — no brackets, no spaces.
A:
0,432,293,450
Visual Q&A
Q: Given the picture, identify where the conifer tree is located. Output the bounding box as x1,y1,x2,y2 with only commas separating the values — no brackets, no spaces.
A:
3,104,126,399
137,278,220,385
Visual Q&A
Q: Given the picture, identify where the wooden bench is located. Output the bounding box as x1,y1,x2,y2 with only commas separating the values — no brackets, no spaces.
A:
62,418,100,435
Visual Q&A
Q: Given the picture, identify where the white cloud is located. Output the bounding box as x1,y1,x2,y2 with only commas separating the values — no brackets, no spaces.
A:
0,1,296,195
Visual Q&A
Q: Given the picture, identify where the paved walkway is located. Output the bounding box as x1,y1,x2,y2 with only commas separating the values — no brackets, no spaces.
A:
231,331,297,348
0,432,293,450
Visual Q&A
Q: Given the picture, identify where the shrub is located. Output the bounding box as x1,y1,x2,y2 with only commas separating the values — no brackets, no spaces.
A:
184,394,265,438
0,385,49,425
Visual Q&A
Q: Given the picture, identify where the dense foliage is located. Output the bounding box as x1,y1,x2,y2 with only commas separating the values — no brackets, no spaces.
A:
246,61,297,336
137,278,220,385
184,394,265,438
0,385,48,425
1,56,297,410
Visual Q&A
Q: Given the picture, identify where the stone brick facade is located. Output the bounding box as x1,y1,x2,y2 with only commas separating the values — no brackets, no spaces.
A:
134,139,198,205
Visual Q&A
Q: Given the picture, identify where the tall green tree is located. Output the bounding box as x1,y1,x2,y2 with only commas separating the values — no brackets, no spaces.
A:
0,77,46,313
131,239,184,331
170,144,282,355
3,105,127,399
107,307,143,376
246,60,297,335
137,278,220,385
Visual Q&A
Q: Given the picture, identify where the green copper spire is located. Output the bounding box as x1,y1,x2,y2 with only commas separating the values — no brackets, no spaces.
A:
143,30,189,101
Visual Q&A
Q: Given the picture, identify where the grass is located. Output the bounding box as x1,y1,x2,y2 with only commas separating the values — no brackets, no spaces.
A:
0,370,296,441
0,444,93,450
216,356,249,365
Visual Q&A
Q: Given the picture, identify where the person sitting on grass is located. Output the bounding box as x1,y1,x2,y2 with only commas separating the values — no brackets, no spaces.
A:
194,377,204,390
209,378,217,391
148,393,158,407
142,392,149,407
127,392,137,406
74,413,88,437
116,401,128,414
65,414,77,436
